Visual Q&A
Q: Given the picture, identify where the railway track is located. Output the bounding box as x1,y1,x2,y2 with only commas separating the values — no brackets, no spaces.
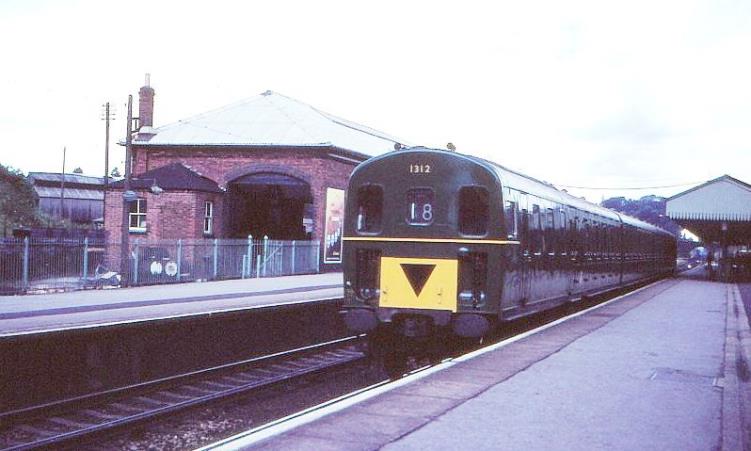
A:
0,336,366,450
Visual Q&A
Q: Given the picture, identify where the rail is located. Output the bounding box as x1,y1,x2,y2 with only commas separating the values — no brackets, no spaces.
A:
0,336,365,450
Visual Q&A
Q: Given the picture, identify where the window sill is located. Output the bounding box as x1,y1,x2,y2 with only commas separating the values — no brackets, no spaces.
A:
129,228,147,234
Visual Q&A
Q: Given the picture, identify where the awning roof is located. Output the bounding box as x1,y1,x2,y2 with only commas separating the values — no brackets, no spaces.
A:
666,175,751,243
666,175,751,222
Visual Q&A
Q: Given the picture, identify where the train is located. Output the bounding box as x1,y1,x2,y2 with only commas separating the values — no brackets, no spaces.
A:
340,146,676,356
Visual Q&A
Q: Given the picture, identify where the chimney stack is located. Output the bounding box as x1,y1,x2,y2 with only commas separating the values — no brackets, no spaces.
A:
138,73,155,129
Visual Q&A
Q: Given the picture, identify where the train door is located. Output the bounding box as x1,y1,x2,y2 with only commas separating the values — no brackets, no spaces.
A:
568,213,584,296
518,193,533,304
501,191,531,312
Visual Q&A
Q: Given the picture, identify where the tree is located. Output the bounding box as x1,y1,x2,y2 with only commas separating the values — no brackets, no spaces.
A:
72,167,83,174
0,163,40,237
110,167,122,178
601,195,680,236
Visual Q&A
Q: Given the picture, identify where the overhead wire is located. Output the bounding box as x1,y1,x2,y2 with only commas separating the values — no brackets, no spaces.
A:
553,180,705,191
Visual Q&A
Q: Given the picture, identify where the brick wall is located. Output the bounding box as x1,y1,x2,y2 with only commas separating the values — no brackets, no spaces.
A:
130,145,359,243
103,189,225,270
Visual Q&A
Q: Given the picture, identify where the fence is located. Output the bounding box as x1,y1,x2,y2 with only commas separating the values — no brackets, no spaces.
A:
0,237,106,294
0,237,321,294
126,237,321,286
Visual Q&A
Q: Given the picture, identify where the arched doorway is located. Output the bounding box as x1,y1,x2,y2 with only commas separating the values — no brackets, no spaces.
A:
226,172,314,240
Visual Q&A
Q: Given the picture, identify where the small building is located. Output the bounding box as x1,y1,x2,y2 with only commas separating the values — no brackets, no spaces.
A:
666,174,751,280
28,172,105,227
105,79,406,270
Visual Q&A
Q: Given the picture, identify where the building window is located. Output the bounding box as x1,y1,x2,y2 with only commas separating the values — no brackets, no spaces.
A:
129,198,147,232
204,201,213,235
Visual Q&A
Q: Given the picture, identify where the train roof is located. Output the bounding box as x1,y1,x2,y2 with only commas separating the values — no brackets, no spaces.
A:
367,147,674,238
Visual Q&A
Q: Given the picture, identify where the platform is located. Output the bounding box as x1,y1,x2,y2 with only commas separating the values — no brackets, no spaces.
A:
0,273,342,338
236,269,751,450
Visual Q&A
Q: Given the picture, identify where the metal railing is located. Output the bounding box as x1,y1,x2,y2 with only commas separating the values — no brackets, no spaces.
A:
0,237,322,295
0,237,106,294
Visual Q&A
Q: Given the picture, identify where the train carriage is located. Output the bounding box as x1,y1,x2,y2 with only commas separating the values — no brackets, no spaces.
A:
341,146,675,344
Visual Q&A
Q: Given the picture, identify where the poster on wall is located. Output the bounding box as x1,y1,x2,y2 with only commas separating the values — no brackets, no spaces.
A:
324,188,344,264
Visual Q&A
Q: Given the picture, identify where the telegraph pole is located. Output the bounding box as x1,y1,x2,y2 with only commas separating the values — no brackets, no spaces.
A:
60,146,66,220
102,102,111,188
120,95,134,286
101,102,115,220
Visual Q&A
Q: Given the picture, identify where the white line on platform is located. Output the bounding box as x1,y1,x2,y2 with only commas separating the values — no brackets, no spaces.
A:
200,279,665,450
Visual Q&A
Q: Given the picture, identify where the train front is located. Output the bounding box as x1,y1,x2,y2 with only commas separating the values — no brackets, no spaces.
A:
341,147,507,341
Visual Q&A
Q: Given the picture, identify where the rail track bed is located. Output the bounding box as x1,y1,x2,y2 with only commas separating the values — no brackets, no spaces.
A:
0,337,366,450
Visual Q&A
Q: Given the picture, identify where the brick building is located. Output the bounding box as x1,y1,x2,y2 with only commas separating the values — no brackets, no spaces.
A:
106,79,405,269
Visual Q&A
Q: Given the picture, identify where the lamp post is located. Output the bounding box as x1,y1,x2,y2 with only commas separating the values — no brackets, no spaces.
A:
120,95,136,286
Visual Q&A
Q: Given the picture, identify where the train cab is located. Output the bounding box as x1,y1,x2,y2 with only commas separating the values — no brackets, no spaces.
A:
341,147,512,339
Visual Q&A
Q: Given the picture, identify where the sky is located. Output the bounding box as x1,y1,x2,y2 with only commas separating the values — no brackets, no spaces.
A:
0,0,749,202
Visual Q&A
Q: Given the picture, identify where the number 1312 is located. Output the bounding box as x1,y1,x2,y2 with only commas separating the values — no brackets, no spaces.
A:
410,164,431,174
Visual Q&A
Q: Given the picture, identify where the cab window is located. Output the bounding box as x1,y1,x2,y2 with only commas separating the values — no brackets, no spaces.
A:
459,186,489,235
356,185,383,233
504,200,517,239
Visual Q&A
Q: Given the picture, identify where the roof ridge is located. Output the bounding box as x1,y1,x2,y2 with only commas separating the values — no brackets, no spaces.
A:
304,99,405,145
179,162,212,181
259,91,323,143
258,91,405,145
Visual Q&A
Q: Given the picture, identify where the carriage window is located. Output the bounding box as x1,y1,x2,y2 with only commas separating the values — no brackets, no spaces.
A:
521,209,530,254
546,209,555,229
356,185,383,233
407,188,434,225
504,201,517,239
459,187,489,235
530,204,542,254
546,209,556,255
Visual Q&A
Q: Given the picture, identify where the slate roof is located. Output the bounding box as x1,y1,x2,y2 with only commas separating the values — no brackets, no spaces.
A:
34,187,104,201
133,91,407,159
110,163,222,193
28,172,104,187
28,172,105,201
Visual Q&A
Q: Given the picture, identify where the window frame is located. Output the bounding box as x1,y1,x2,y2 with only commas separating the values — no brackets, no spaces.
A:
504,200,518,240
128,198,147,232
355,184,384,234
203,200,214,235
458,185,490,237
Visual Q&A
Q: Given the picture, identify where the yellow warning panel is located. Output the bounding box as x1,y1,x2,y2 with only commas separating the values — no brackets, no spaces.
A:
379,257,458,312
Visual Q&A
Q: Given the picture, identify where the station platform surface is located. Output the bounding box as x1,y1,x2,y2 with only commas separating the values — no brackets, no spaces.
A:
246,270,751,451
0,273,342,337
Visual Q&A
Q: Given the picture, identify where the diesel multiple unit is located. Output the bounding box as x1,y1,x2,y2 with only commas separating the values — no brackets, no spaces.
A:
341,147,675,340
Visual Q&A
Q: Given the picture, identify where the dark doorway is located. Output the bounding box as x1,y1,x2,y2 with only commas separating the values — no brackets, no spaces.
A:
226,173,313,240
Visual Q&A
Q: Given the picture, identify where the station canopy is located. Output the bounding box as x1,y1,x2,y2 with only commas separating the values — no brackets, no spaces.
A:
666,175,751,244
